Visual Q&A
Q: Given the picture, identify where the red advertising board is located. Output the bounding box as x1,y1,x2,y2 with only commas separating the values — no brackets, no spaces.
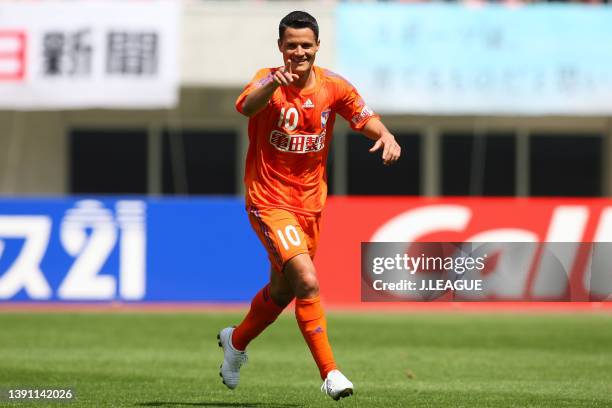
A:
315,197,612,306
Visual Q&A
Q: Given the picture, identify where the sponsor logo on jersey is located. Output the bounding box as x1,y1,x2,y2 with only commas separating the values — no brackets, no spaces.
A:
269,130,326,154
351,105,374,125
303,98,314,109
321,109,331,128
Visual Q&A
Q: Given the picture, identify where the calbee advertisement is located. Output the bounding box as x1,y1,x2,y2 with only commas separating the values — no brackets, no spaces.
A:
316,198,612,303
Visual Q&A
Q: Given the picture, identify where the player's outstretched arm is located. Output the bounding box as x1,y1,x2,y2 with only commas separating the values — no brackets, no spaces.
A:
361,118,401,166
242,60,299,117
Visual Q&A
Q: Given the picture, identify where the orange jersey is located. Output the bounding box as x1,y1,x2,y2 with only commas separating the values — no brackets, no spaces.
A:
236,65,378,215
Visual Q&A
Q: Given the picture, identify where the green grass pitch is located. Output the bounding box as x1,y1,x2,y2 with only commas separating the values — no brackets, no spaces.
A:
0,311,611,407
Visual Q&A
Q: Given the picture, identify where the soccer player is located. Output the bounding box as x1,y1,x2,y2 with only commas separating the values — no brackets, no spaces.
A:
217,10,400,400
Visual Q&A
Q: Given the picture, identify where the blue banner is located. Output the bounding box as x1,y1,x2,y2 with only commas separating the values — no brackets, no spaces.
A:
0,198,268,302
337,4,612,115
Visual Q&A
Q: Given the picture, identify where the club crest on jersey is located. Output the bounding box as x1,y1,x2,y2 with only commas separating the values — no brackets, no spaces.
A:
321,109,331,129
270,130,326,154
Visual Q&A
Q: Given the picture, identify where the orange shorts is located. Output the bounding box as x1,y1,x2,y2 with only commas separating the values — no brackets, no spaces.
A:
247,206,320,273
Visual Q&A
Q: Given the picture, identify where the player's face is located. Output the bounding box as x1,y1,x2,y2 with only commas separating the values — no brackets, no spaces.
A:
278,27,320,75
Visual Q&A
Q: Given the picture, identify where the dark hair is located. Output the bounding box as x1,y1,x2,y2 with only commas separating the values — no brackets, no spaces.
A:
279,11,319,41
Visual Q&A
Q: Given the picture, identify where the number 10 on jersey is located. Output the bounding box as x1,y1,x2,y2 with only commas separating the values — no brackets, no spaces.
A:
278,107,299,131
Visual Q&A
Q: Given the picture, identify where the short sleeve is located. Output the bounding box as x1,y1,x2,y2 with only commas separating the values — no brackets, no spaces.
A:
333,76,378,131
235,68,275,115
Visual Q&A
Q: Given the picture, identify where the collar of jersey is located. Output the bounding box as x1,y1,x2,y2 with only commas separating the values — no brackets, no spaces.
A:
285,66,322,96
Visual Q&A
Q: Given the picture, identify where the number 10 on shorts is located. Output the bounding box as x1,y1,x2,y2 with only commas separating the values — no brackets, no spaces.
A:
277,225,301,250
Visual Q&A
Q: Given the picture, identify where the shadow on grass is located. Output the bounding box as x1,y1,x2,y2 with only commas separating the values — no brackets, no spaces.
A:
139,402,300,408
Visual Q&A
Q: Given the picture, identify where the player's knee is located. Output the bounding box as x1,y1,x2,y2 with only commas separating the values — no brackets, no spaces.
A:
295,272,319,298
285,254,319,298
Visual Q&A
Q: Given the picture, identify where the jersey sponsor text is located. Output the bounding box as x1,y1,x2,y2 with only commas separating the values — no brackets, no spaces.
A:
270,130,326,154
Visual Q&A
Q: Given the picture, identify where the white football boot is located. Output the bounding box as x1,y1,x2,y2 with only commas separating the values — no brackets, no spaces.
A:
217,327,248,389
321,369,354,401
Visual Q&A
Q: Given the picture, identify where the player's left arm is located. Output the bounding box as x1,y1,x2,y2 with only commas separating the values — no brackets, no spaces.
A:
332,73,401,166
361,117,401,166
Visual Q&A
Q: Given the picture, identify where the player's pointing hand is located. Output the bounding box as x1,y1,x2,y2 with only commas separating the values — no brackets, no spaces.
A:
273,60,300,87
369,132,401,166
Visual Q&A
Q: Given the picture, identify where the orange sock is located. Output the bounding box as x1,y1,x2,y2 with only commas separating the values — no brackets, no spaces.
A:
295,296,337,379
232,284,285,351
